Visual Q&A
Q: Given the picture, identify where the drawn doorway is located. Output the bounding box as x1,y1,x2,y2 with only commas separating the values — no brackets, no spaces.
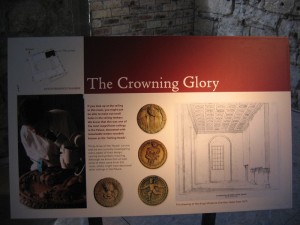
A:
209,136,232,183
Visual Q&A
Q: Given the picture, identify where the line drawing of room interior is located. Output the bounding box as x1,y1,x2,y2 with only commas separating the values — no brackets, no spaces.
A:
176,102,280,201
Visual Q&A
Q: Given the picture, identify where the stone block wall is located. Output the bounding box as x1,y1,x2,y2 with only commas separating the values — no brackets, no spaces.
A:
90,0,195,35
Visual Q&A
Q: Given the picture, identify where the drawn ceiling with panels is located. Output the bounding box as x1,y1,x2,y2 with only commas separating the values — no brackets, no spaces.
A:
188,103,263,134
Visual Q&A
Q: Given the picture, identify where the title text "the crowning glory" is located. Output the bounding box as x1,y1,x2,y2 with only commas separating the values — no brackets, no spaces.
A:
86,76,220,92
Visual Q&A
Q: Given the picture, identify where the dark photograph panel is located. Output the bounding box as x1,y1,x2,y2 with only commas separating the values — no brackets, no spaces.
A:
17,94,86,209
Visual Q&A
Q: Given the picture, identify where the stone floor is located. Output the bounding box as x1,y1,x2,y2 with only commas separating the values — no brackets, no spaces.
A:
1,111,299,225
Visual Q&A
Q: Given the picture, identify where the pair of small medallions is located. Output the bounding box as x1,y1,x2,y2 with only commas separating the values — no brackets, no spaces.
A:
137,104,167,169
94,175,168,207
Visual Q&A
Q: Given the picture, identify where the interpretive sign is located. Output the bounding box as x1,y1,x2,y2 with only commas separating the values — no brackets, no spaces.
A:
8,36,292,218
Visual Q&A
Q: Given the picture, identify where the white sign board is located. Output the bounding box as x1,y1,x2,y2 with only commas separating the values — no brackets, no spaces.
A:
8,37,292,218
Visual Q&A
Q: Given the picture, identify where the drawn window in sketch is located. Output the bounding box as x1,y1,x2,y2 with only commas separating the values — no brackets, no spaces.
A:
209,136,232,183
211,145,224,170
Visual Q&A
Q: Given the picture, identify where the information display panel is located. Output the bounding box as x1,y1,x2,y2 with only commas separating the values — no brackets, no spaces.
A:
8,36,292,218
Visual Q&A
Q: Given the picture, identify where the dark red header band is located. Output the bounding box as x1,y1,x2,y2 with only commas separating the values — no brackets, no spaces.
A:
84,36,290,93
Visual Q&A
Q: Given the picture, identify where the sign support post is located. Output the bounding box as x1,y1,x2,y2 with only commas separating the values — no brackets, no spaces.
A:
201,213,216,225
